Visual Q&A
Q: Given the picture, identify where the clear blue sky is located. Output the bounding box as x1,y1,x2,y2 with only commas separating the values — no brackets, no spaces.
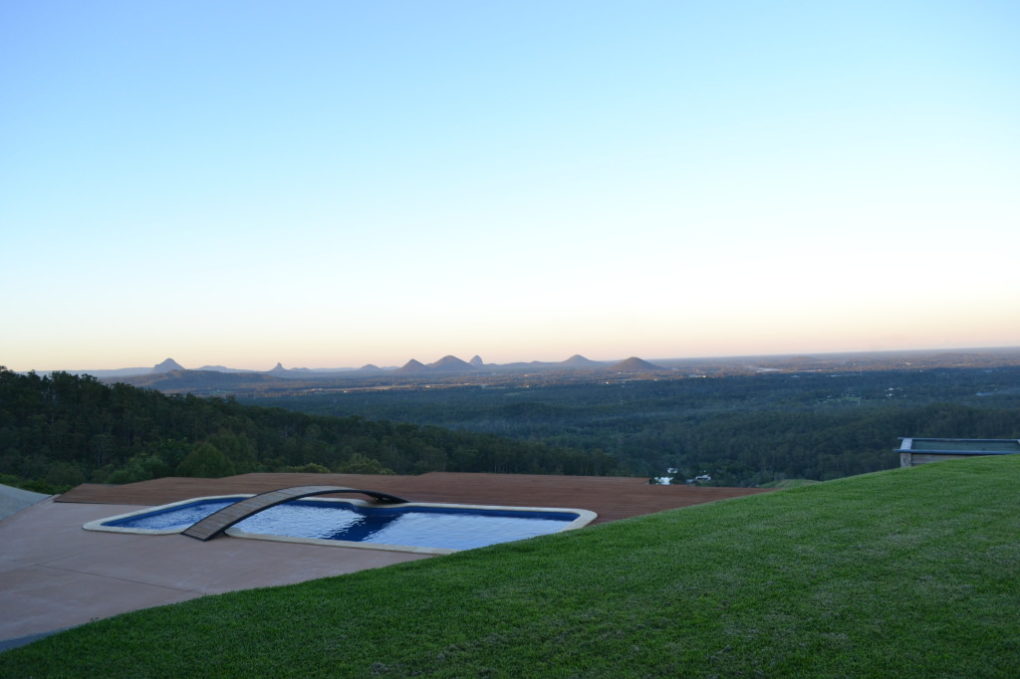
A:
2,1,1018,371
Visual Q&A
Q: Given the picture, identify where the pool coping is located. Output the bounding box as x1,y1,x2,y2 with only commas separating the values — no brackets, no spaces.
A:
83,494,598,556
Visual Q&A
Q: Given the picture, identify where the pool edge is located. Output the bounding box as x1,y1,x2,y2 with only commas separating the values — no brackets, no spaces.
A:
83,495,598,554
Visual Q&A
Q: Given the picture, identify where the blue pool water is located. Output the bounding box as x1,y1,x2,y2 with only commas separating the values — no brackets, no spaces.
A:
102,497,580,551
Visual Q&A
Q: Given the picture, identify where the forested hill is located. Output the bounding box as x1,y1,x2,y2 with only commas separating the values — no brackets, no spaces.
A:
245,366,1020,485
0,368,621,492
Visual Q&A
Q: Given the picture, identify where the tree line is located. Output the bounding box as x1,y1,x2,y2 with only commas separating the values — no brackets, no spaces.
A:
0,368,622,493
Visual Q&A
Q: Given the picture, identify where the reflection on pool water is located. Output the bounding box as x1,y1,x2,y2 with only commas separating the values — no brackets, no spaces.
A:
102,498,238,532
88,496,596,553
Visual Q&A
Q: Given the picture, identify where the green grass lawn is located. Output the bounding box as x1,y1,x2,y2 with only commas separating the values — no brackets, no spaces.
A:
4,456,1019,678
757,478,820,489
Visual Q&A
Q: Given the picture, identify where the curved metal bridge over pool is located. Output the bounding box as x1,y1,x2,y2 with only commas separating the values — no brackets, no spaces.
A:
182,485,410,541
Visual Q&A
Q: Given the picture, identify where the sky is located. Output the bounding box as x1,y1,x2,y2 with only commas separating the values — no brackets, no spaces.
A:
2,1,1019,371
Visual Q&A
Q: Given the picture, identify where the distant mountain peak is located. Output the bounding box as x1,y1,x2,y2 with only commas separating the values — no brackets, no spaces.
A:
269,362,287,373
562,354,599,367
152,358,184,373
610,356,665,372
397,359,427,373
469,355,484,367
430,355,474,372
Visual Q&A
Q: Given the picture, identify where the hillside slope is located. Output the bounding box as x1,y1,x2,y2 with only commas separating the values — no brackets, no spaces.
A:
0,368,620,489
3,457,1019,677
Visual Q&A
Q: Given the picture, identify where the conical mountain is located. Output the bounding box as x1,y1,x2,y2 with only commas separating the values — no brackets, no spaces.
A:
469,355,484,367
152,358,184,373
397,359,427,373
268,362,288,374
610,356,665,372
429,355,475,372
561,354,600,368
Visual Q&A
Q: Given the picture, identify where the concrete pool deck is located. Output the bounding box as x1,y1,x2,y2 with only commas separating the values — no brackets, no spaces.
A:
0,499,430,648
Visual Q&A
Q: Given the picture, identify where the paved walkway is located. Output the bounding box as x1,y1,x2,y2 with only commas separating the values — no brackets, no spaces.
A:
0,499,429,647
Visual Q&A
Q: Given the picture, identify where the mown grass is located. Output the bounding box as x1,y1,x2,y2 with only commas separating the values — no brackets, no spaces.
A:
4,456,1019,678
757,478,820,489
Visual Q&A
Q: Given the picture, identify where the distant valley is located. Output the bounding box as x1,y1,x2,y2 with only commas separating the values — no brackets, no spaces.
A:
7,346,1019,487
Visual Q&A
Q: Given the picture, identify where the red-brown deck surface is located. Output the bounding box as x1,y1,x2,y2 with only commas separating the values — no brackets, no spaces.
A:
57,472,771,524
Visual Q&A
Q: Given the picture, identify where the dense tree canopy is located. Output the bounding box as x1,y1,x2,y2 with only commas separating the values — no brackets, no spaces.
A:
0,368,621,492
246,366,1020,485
4,365,1018,492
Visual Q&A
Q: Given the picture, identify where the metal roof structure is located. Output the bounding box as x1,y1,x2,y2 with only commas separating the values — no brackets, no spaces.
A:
896,438,1020,467
896,438,1020,454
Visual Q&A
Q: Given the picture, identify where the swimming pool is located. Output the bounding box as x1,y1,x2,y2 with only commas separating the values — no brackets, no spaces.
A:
84,495,596,554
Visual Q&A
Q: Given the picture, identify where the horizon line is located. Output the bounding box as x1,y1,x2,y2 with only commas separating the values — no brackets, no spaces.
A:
9,343,1020,375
